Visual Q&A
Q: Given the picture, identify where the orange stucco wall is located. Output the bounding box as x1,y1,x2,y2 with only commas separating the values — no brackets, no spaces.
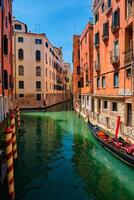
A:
80,23,93,95
93,0,133,97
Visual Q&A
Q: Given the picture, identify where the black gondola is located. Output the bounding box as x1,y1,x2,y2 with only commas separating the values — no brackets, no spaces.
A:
88,121,134,168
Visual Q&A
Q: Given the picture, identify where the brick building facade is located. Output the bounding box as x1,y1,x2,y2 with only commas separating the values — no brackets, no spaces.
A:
73,1,134,140
0,0,13,122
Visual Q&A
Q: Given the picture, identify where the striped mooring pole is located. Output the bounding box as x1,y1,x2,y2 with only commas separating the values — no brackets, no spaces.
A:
10,113,17,159
5,127,15,200
16,107,20,129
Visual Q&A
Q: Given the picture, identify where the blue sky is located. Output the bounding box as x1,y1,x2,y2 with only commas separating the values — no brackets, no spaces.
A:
13,0,93,70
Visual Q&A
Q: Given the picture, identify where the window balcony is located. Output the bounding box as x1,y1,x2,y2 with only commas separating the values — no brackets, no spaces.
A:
111,25,120,34
102,22,109,42
126,0,132,19
111,9,120,33
124,49,133,65
105,0,112,15
94,32,100,48
110,50,119,66
95,61,100,72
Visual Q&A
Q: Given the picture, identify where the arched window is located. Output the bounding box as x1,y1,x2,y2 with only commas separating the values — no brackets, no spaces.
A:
18,48,24,59
18,65,24,76
36,66,41,76
36,50,41,61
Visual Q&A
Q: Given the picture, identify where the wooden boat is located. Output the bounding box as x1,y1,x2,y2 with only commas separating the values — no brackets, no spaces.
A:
88,122,134,168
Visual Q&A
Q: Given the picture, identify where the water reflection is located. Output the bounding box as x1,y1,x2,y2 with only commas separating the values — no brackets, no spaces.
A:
5,106,134,200
72,123,134,200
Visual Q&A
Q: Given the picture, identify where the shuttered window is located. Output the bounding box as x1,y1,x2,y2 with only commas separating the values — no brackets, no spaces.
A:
4,35,8,55
4,70,8,90
112,9,120,28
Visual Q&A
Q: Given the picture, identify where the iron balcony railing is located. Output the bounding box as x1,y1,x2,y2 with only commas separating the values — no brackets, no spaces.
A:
105,0,112,14
126,0,132,19
124,49,133,65
95,61,101,71
110,49,119,65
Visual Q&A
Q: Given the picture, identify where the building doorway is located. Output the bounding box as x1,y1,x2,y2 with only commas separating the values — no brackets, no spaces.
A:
91,99,94,112
127,103,132,126
97,98,101,113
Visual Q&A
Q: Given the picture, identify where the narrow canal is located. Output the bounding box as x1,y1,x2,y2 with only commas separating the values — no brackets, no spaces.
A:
4,102,134,200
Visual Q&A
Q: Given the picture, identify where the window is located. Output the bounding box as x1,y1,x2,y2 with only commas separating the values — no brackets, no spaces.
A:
4,70,8,89
46,68,47,77
127,103,132,126
4,35,8,55
126,68,132,77
46,82,48,90
107,0,111,9
97,77,100,89
94,32,100,46
77,66,80,75
15,24,22,30
114,40,119,57
102,76,106,88
36,81,41,89
95,12,99,23
0,0,2,7
8,13,11,24
49,57,51,65
103,22,109,38
5,16,8,28
36,94,41,101
9,75,13,89
112,102,118,112
102,3,104,13
45,53,48,64
86,71,88,83
18,65,24,76
96,53,100,67
114,72,119,87
18,37,24,42
112,8,120,29
19,81,24,89
36,66,41,76
19,94,24,98
78,50,80,59
103,101,108,109
36,50,41,61
35,39,42,44
78,81,81,88
18,49,24,59
45,42,48,48
87,96,89,106
49,71,51,79
126,0,132,18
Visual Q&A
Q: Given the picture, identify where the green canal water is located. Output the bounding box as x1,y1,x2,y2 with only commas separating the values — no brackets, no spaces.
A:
3,102,134,200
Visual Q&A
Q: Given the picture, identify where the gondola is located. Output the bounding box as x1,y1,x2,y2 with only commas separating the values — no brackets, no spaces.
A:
88,121,134,168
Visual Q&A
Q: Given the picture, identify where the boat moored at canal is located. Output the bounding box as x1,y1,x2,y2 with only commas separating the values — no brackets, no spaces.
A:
88,122,134,168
